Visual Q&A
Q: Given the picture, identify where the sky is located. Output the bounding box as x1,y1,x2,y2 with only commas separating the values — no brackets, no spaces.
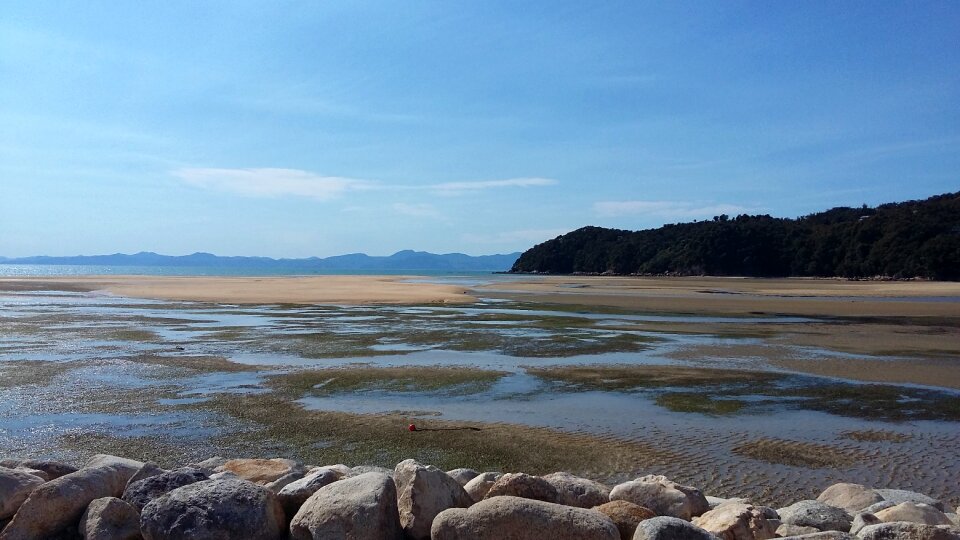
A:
1,1,958,258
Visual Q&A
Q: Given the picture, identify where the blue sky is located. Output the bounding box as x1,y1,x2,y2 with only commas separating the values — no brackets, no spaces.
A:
1,1,958,257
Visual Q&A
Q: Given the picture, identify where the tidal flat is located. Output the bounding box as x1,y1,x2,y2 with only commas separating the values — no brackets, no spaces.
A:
1,277,958,507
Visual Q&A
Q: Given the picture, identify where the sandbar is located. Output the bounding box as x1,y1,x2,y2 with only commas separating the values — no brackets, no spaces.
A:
0,275,475,305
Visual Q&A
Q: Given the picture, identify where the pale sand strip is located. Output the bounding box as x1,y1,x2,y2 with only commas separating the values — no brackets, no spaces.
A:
0,275,475,305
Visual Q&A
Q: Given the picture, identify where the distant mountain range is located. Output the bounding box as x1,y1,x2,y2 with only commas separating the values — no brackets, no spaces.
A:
0,250,521,272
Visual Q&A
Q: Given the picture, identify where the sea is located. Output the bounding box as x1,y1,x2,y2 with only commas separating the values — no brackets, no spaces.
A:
0,264,503,278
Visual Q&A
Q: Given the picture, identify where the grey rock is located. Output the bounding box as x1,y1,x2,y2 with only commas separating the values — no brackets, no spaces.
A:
611,475,710,520
189,457,228,473
122,467,209,512
140,479,284,540
124,463,167,491
543,472,611,508
631,516,718,540
849,513,881,535
289,472,402,540
777,524,821,536
394,459,472,540
857,522,960,540
484,472,559,503
276,467,340,517
777,500,852,532
78,497,141,540
864,501,898,515
873,489,945,511
432,495,619,540
0,468,45,519
0,463,138,540
777,533,852,539
208,471,239,481
706,497,751,510
350,465,394,477
446,468,479,487
263,470,305,493
83,455,144,477
220,458,305,485
817,483,884,514
463,472,502,503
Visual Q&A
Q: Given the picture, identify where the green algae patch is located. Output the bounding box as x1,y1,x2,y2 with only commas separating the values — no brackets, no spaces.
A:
783,383,960,422
733,438,864,469
655,392,746,415
267,366,508,397
527,365,782,391
193,392,676,475
839,429,913,443
106,329,160,342
130,354,259,373
0,360,82,388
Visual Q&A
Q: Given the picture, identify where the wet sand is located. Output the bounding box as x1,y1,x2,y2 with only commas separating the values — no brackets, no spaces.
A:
481,276,960,318
0,275,475,305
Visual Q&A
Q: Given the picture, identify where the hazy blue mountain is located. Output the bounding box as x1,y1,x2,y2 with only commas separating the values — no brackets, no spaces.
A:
1,250,521,272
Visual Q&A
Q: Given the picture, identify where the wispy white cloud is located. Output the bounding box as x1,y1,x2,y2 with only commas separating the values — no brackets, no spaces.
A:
174,168,375,201
593,200,755,219
174,168,557,201
461,228,569,246
431,177,557,193
392,202,443,219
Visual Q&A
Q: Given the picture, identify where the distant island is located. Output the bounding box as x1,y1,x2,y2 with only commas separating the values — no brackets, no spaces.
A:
511,191,960,280
0,250,521,273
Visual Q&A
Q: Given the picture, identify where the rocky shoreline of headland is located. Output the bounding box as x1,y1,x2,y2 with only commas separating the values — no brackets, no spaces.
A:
2,454,958,540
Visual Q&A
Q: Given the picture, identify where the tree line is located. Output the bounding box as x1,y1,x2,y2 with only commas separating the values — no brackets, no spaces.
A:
510,191,960,280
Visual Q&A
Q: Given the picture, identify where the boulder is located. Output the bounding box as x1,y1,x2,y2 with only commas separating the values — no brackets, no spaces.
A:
543,472,611,508
446,468,479,487
264,470,306,493
122,467,209,511
0,463,139,540
78,497,141,540
0,468,45,519
857,522,960,540
10,468,49,482
874,503,954,526
692,502,777,540
220,458,304,485
463,472,502,503
776,500,852,532
140,479,285,540
323,464,353,478
817,483,883,514
631,516,719,540
289,472,402,540
777,524,820,536
276,467,341,516
873,489,945,511
351,465,394,477
849,513,881,535
17,460,78,480
594,500,656,540
208,471,239,481
707,497,751,510
124,463,167,489
610,475,710,520
432,495,619,540
190,456,228,472
777,533,852,539
394,459,472,540
863,501,898,515
484,473,559,503
83,455,144,476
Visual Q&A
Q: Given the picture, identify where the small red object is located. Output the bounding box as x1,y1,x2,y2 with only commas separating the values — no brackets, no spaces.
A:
408,424,417,431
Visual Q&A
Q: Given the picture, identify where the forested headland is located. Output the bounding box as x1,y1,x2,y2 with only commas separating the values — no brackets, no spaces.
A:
510,192,960,280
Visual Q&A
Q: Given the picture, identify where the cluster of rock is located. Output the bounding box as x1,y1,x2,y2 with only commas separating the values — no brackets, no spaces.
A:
1,454,958,540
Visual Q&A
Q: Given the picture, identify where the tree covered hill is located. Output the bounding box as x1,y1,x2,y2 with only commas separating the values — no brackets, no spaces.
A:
510,192,960,280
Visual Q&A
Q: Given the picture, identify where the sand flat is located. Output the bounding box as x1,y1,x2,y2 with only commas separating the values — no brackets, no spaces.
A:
481,276,960,317
0,275,475,305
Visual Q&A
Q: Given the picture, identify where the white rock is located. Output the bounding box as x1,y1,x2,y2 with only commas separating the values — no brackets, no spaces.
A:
432,495,619,540
277,467,341,516
394,459,472,540
543,472,611,508
610,475,710,520
816,483,883,514
78,497,141,540
463,472,502,503
692,502,777,540
289,472,402,540
873,489,945,511
857,522,960,540
874,502,954,526
446,468,479,487
0,468,45,520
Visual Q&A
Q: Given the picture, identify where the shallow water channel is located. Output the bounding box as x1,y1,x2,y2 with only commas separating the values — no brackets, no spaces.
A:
1,288,958,505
